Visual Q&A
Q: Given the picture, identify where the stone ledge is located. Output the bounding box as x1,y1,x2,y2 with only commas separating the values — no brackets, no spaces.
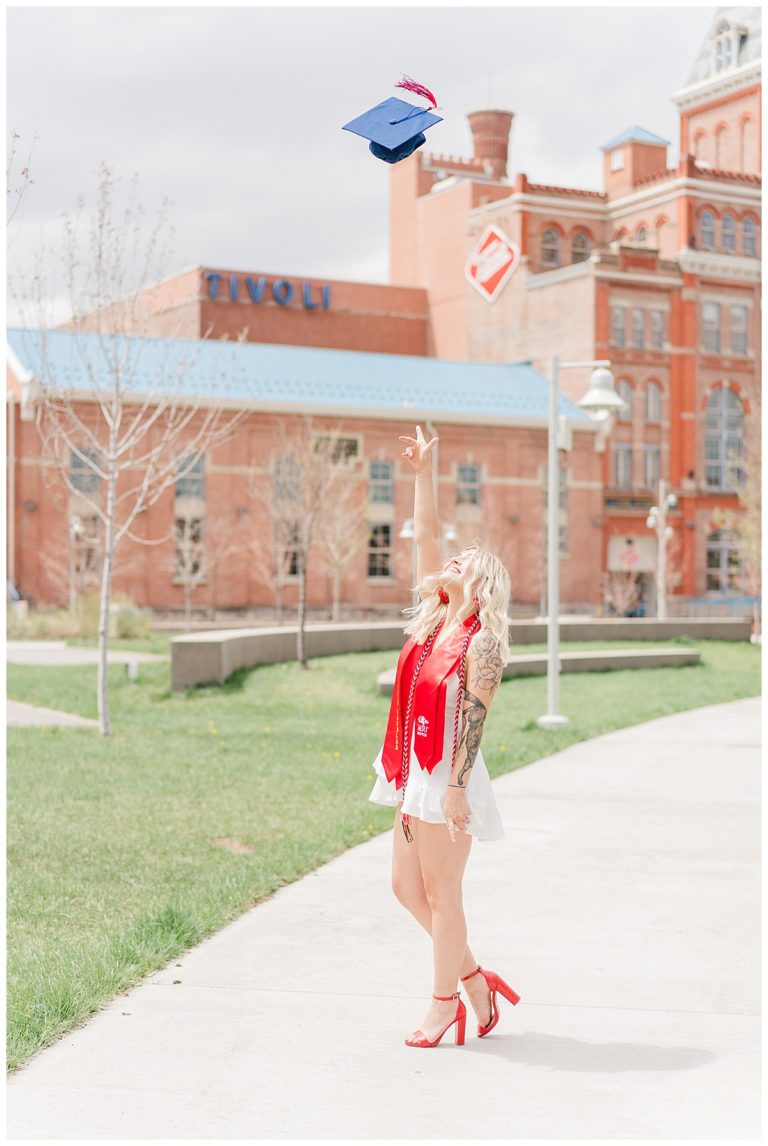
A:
170,617,742,690
376,647,702,696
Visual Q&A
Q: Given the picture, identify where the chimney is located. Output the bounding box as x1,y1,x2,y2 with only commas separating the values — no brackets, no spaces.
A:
467,109,514,180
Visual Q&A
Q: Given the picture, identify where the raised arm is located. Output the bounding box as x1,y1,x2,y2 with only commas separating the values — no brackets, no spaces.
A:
399,425,443,584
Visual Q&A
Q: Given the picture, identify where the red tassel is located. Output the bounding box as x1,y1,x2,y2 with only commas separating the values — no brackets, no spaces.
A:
395,75,437,109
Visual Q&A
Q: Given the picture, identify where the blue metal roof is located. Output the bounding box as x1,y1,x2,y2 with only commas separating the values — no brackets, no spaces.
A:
601,125,670,150
6,327,589,422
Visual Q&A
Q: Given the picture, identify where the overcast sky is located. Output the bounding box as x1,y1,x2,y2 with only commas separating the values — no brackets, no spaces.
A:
8,3,719,324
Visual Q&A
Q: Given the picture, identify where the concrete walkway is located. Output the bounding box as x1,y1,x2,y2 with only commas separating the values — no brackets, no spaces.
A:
7,700,99,728
7,640,167,667
7,697,760,1139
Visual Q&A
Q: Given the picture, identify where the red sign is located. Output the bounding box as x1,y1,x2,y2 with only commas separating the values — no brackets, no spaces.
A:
465,224,521,303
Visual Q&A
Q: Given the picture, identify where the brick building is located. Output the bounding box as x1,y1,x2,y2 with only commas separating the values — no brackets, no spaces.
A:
6,329,601,616
387,5,761,611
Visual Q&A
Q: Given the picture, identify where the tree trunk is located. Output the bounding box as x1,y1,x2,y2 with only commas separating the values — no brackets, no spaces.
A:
97,448,117,737
331,567,341,623
297,553,308,669
184,584,193,632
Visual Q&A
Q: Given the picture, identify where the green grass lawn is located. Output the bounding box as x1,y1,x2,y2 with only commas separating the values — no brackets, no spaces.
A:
6,639,760,1071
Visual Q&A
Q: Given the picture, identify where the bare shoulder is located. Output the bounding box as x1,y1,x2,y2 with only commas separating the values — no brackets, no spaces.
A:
467,630,504,695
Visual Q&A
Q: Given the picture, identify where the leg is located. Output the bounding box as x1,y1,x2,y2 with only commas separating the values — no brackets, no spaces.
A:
402,816,481,1042
391,805,481,980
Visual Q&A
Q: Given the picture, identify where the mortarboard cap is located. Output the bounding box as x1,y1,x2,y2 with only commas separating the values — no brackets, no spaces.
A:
343,96,443,164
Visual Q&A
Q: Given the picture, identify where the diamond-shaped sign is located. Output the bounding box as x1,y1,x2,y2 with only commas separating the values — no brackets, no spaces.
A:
465,224,521,303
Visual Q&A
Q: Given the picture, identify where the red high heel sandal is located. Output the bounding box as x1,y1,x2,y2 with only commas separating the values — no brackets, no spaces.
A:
460,965,520,1037
404,992,467,1048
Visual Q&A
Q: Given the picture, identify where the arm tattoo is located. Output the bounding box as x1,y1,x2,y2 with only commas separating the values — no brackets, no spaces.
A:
454,688,487,788
470,632,503,695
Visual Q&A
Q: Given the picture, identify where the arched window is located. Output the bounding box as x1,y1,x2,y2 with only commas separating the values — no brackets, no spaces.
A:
635,225,647,246
700,210,716,249
705,388,744,491
541,229,560,268
571,232,590,263
722,214,736,252
706,529,742,593
645,381,661,422
743,217,756,256
617,379,633,420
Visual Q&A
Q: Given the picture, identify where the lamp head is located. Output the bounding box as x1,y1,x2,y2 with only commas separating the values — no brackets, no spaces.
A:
577,365,627,421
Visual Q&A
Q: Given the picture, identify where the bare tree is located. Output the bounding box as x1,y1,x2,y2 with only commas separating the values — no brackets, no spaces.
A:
314,472,368,621
246,416,353,667
170,510,243,631
246,465,300,623
10,165,248,734
7,128,37,250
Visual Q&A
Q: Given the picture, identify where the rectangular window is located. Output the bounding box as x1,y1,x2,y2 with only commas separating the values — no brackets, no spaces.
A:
70,448,103,494
367,523,392,578
650,310,665,349
611,306,626,347
610,148,625,172
274,456,300,501
631,308,645,348
176,454,205,499
456,463,482,506
614,444,632,489
702,302,721,353
730,306,748,355
313,434,359,463
369,460,394,504
644,446,660,490
174,516,205,580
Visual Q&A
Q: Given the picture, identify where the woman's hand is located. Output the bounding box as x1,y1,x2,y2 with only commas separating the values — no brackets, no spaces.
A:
442,786,471,843
399,424,439,474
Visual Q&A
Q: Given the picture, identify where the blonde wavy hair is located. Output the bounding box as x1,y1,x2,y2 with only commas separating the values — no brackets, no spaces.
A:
402,539,512,665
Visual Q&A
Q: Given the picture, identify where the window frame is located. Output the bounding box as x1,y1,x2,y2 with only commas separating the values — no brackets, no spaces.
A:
69,447,103,495
456,463,482,506
571,232,590,264
368,459,394,504
700,210,716,250
175,453,205,500
631,307,645,349
541,228,560,269
730,305,748,355
616,379,634,421
743,217,756,256
643,445,661,490
702,301,721,353
367,522,393,579
613,443,633,489
645,381,662,422
650,309,665,350
706,528,742,593
610,305,626,347
704,388,744,491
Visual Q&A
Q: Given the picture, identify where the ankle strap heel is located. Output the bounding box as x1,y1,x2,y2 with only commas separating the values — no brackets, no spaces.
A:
460,965,483,982
432,992,461,1001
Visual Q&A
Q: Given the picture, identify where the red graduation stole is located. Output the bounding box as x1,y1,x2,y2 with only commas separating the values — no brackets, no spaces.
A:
381,612,481,789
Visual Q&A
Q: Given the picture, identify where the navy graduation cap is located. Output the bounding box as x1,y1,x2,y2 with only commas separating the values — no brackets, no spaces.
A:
343,76,443,164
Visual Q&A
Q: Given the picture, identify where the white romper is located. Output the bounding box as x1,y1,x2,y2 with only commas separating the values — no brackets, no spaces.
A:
368,673,505,841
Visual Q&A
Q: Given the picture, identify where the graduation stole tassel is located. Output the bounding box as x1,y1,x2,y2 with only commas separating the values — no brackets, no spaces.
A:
395,75,438,108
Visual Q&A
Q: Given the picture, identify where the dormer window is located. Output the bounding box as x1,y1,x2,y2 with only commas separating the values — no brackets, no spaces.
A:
610,148,625,172
712,19,747,73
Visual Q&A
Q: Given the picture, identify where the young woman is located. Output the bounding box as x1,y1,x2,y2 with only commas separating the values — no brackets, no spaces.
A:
368,425,521,1049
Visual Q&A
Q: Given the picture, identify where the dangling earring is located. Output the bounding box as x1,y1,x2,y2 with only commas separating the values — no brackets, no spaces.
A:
438,587,449,605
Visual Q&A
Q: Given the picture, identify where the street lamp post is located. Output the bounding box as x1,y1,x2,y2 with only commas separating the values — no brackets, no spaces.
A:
646,479,677,620
537,358,628,731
